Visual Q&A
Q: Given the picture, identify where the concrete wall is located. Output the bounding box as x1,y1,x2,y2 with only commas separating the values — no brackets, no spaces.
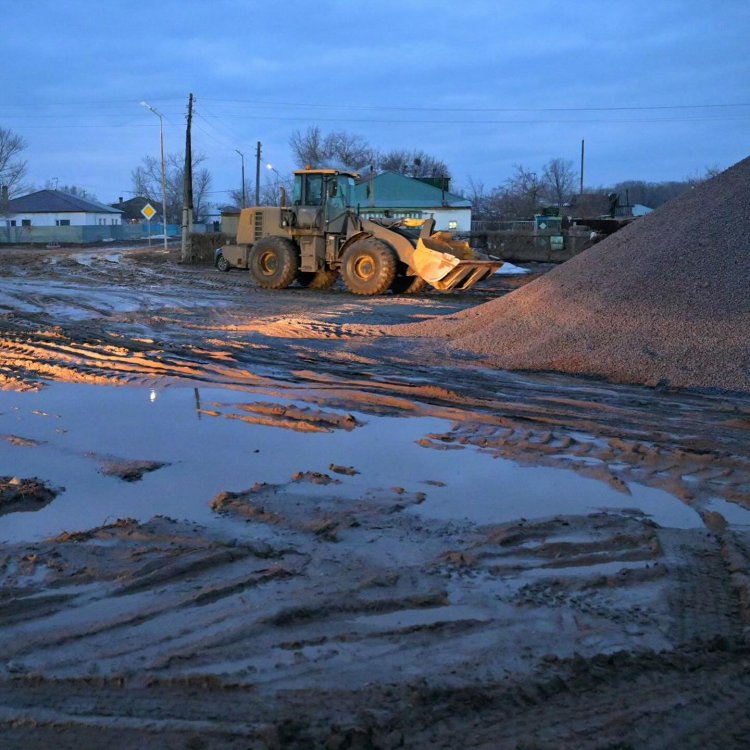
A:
472,230,594,263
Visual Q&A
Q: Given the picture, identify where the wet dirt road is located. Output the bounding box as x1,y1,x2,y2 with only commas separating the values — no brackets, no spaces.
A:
0,245,749,749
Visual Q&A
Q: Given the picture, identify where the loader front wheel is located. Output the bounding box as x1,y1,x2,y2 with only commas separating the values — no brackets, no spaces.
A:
340,238,397,295
297,268,339,290
249,236,299,289
390,264,428,294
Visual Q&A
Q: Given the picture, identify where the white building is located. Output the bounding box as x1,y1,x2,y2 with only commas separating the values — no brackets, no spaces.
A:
3,189,123,228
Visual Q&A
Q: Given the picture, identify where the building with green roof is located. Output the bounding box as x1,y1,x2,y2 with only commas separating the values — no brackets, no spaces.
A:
353,172,472,232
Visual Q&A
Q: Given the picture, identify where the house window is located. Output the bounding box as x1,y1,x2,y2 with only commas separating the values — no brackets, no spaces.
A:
21,219,31,227
448,220,458,230
6,220,16,227
56,219,70,226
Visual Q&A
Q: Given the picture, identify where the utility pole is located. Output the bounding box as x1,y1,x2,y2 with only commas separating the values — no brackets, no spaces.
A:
235,149,246,208
580,139,585,195
181,93,194,263
255,141,262,206
140,101,168,251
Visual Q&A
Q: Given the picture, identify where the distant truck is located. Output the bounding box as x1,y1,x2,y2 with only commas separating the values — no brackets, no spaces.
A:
215,168,501,295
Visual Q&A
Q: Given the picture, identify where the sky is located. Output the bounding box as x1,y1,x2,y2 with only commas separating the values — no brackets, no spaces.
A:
2,0,748,207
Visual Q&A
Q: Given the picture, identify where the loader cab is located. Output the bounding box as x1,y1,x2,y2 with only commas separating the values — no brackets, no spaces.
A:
292,169,358,230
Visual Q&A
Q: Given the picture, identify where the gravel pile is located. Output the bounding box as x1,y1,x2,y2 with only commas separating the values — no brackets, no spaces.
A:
408,156,750,393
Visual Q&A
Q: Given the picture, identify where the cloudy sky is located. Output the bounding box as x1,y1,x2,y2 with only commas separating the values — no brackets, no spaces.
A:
2,0,748,206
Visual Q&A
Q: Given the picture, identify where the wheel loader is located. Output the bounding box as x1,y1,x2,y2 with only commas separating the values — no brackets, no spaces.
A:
217,168,502,295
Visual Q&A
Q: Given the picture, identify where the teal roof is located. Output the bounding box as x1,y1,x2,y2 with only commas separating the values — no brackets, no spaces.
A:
353,172,470,210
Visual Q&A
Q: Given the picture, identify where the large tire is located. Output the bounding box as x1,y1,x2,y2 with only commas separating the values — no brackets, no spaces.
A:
340,238,397,296
390,263,428,294
297,268,339,290
248,236,299,289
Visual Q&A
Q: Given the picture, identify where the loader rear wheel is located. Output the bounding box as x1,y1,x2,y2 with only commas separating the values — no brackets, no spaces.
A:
297,269,339,290
390,264,428,294
248,236,299,289
340,238,397,296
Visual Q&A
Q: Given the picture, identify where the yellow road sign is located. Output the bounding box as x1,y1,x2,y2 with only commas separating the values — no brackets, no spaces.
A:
141,203,156,220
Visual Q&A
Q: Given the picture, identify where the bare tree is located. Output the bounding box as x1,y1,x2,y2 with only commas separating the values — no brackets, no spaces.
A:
325,131,375,171
461,177,505,221
131,152,212,223
501,164,545,219
289,125,327,167
289,126,375,171
289,125,326,167
289,127,449,178
378,149,450,178
44,182,98,202
227,172,294,209
541,158,577,207
0,126,29,196
377,148,411,174
192,168,212,221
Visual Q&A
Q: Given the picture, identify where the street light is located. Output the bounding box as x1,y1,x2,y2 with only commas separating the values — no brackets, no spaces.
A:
266,164,282,206
235,149,246,208
140,101,168,250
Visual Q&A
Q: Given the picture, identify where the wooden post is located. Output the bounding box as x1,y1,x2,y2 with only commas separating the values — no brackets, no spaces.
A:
181,93,194,262
580,139,585,195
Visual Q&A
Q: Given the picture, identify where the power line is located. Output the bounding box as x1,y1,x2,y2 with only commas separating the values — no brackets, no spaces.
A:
8,114,750,130
200,97,750,113
0,98,750,123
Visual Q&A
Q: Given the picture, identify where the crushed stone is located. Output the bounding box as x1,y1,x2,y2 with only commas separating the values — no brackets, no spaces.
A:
404,155,750,393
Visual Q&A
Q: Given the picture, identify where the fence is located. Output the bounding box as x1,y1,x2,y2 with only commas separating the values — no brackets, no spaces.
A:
471,220,535,233
471,229,594,263
0,223,185,245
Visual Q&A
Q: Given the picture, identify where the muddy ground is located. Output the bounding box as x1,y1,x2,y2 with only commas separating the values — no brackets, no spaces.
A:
0,245,749,749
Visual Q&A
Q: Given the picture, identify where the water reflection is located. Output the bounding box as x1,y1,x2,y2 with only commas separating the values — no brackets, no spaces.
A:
0,382,704,543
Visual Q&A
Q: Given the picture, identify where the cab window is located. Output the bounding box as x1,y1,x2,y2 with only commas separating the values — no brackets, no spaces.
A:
305,175,324,205
292,175,303,205
327,178,346,213
339,176,355,208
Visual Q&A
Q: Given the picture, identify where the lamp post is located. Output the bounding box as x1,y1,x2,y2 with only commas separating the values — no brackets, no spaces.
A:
235,149,246,208
140,101,168,250
266,163,281,206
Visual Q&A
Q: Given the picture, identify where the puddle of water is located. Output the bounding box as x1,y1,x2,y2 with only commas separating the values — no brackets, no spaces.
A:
0,382,702,542
407,454,700,530
72,252,123,266
704,497,750,528
0,277,232,321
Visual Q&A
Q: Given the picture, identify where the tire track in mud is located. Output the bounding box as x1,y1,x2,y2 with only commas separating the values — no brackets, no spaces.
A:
1,642,749,749
0,247,747,517
0,324,275,391
2,503,750,747
0,518,308,674
2,248,750,747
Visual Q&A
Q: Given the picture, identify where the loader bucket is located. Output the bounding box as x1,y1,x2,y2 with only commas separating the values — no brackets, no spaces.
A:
411,235,504,292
